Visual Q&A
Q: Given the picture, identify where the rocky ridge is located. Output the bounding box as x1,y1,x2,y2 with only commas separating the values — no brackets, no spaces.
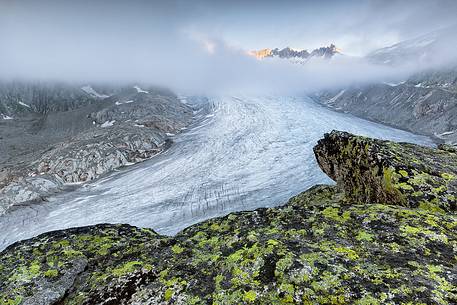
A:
250,44,341,60
1,131,455,305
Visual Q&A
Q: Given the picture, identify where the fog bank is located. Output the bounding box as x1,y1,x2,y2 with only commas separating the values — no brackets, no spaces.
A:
1,0,456,94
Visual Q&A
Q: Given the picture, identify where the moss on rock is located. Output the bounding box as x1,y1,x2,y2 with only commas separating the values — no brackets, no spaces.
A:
314,131,457,212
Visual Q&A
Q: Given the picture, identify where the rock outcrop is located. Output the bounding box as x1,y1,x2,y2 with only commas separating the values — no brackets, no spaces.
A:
1,132,456,304
314,131,456,213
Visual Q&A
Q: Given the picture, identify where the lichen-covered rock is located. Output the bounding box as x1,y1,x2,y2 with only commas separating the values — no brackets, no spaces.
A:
314,131,457,213
1,132,456,304
0,224,172,305
1,187,456,304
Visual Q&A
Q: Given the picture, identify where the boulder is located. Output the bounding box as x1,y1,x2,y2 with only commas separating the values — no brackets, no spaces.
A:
314,130,457,213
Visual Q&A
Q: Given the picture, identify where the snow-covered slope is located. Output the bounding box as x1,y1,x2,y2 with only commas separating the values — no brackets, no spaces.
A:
367,25,457,66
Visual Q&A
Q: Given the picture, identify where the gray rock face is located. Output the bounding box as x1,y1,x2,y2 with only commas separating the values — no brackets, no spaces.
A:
314,67,457,145
0,82,193,214
314,130,456,213
312,25,457,146
271,47,310,59
0,82,101,117
0,176,63,215
21,258,88,305
35,126,169,183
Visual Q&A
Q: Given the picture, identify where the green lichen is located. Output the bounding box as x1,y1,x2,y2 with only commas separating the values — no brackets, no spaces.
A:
356,231,374,242
44,269,59,278
243,290,257,302
2,296,23,305
112,261,144,276
164,288,173,301
441,173,455,181
171,244,185,254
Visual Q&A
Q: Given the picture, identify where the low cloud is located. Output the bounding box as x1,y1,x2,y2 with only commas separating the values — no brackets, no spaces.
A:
1,0,456,94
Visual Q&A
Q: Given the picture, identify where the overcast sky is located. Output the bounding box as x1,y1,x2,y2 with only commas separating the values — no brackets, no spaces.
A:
2,0,456,54
186,0,457,55
1,0,456,92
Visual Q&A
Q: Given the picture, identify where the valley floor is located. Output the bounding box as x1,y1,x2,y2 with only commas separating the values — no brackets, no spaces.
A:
0,95,433,250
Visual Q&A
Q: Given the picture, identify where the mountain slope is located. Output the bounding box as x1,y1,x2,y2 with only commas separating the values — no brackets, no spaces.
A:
314,67,457,144
0,82,193,214
315,26,457,145
367,25,457,66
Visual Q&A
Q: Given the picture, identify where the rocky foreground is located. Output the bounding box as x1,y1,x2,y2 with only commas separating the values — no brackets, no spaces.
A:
0,131,456,305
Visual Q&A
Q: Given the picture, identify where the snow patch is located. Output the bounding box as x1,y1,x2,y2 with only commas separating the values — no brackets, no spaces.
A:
384,81,406,87
115,100,135,105
134,86,149,94
408,38,435,49
18,101,31,108
437,130,455,137
328,90,345,104
100,120,116,128
1,114,13,120
81,85,110,98
65,181,86,186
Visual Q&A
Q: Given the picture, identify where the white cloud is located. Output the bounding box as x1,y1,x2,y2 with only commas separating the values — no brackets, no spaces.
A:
0,0,456,94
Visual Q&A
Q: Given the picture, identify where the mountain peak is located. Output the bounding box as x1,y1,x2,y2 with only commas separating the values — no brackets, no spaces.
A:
249,44,341,60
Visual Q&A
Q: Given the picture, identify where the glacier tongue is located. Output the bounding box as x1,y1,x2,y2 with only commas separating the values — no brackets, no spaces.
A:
0,95,433,250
